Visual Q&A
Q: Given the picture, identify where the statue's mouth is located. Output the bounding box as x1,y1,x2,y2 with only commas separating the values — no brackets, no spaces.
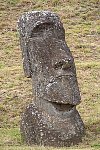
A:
49,101,75,113
52,102,75,111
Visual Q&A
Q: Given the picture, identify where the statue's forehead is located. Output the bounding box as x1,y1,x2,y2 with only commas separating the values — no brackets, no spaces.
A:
29,38,72,62
18,11,63,37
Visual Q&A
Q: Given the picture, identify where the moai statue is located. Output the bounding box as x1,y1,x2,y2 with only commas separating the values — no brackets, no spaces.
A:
18,11,85,147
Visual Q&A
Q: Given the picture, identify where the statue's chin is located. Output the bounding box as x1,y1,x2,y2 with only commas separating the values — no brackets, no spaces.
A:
20,103,85,146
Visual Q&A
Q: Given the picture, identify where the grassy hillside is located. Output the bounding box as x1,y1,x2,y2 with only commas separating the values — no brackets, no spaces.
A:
0,0,100,149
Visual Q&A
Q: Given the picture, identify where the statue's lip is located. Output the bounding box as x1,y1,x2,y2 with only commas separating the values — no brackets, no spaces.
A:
49,101,76,114
44,97,81,106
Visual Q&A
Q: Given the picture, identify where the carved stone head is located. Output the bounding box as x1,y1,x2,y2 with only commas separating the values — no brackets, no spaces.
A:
18,11,81,105
18,11,85,147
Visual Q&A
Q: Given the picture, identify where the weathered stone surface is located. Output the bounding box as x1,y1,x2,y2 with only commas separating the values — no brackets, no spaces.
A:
18,11,85,147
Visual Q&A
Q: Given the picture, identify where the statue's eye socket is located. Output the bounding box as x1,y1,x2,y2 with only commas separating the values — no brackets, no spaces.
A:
54,61,63,69
62,62,71,70
54,60,72,70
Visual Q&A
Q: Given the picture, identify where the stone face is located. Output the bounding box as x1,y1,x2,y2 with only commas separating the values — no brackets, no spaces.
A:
18,11,85,147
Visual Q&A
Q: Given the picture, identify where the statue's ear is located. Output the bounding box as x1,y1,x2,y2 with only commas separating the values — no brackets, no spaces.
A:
20,38,32,78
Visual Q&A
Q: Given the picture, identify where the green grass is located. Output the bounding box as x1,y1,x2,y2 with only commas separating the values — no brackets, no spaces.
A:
0,128,21,146
0,0,100,149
